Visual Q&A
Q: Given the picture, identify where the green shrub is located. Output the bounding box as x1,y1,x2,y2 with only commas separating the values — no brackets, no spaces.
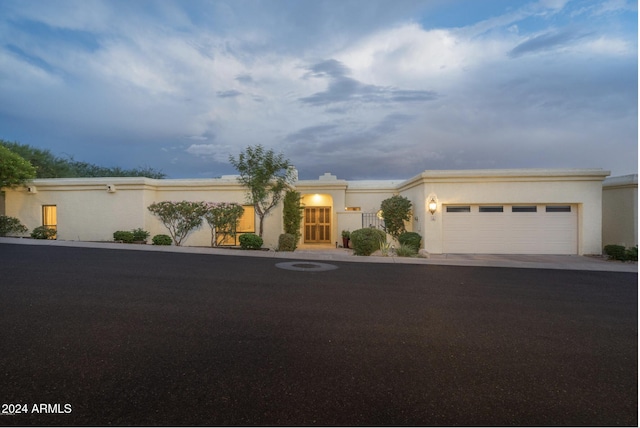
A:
31,226,56,240
604,244,628,261
152,234,172,245
0,215,28,237
350,227,387,256
113,230,135,243
132,228,150,242
398,232,422,251
239,233,263,250
278,233,297,252
603,245,638,262
395,244,418,257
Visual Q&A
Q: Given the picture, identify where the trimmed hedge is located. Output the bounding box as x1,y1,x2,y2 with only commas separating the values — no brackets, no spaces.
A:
152,234,172,245
604,244,638,261
239,233,263,250
31,226,56,240
350,227,387,256
278,233,297,252
113,230,135,243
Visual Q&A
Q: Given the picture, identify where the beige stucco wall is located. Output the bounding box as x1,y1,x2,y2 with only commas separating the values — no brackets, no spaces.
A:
2,168,610,254
398,169,610,255
602,175,638,248
3,177,282,248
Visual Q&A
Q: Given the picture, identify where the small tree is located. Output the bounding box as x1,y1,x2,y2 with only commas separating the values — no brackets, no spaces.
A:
203,202,245,247
229,145,295,237
380,195,412,239
0,145,36,189
282,190,303,248
147,201,206,246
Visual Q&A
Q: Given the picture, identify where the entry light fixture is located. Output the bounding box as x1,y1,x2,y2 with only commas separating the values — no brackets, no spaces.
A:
428,198,437,215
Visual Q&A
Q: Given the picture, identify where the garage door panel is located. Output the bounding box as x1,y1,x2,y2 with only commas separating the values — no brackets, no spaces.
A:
443,204,577,254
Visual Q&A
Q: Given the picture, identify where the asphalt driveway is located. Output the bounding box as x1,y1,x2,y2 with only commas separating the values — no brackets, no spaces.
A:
0,244,637,426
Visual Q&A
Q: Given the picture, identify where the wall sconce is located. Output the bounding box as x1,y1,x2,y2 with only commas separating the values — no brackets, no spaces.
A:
428,198,437,215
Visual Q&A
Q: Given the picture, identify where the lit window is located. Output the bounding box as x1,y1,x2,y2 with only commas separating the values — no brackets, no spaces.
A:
42,205,57,239
218,205,255,246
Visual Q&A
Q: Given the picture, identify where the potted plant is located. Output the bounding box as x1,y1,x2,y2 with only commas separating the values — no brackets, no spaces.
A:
341,230,351,248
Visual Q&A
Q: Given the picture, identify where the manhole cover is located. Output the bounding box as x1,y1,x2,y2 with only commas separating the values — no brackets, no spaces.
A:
275,261,338,272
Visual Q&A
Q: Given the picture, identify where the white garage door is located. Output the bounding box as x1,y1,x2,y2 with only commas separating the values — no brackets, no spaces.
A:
443,204,577,254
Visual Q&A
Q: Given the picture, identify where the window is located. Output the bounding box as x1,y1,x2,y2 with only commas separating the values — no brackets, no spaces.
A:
345,207,361,211
546,206,571,213
42,205,57,239
512,206,537,213
479,206,503,213
218,205,255,246
446,206,471,213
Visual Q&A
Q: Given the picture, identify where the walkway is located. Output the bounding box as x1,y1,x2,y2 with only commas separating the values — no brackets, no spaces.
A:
0,237,636,272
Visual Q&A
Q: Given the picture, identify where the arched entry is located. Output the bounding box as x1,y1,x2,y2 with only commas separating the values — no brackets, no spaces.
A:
301,194,333,244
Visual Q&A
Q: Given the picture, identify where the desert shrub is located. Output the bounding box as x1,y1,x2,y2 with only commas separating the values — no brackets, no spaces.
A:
132,228,150,242
395,244,418,257
152,234,172,245
350,227,387,256
113,230,135,243
278,233,297,252
604,244,627,261
0,215,28,236
239,233,263,250
398,232,422,251
282,190,303,247
626,246,638,261
31,226,56,240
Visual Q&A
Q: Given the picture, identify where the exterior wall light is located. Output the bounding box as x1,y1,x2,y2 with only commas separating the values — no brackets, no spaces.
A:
428,198,437,215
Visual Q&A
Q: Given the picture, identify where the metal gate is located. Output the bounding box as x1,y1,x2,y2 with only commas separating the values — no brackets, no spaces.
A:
362,212,385,230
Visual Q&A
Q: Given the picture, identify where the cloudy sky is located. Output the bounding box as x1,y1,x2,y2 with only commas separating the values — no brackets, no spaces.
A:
0,0,637,179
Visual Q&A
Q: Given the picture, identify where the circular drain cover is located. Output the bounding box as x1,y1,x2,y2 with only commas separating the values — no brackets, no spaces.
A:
275,261,338,272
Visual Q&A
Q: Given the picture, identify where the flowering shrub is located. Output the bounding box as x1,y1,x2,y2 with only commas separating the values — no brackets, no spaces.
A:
147,201,206,246
0,215,28,237
203,202,245,247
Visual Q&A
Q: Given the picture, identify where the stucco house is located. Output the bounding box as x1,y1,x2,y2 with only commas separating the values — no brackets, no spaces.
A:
1,168,626,256
602,174,638,248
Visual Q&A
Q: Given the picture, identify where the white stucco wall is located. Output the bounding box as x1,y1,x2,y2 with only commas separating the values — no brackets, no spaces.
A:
2,168,610,255
602,175,638,248
398,169,610,255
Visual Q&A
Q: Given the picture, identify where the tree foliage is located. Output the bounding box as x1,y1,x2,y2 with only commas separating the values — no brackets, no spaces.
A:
1,140,166,179
203,202,245,247
282,190,303,248
380,195,412,239
229,145,295,237
147,201,206,246
0,145,36,189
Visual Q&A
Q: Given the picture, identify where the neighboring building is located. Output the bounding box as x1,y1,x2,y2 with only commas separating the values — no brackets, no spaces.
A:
2,168,614,255
602,174,638,248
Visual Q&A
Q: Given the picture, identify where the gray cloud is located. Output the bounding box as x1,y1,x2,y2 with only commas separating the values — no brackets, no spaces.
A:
217,89,242,98
300,59,437,107
508,29,592,57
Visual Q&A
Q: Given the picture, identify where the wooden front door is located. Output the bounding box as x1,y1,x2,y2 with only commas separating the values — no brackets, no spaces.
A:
304,207,331,243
